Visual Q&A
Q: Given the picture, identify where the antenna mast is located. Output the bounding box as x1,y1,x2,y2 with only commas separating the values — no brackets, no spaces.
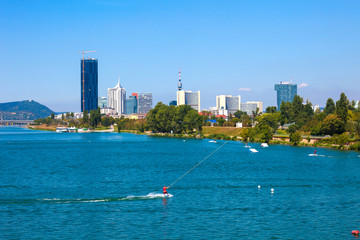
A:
178,67,182,91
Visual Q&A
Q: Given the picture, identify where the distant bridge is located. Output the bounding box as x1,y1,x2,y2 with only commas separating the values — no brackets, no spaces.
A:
0,120,34,126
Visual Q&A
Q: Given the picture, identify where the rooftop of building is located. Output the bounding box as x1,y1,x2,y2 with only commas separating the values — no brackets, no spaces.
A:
277,81,296,85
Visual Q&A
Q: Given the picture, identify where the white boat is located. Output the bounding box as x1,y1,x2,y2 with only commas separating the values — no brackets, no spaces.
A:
68,127,77,132
209,140,217,143
261,143,268,147
56,127,68,133
249,148,258,153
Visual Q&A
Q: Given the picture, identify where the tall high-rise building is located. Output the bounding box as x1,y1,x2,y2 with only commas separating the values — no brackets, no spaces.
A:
81,58,98,112
108,81,126,115
175,70,200,112
177,90,201,112
274,81,297,110
137,93,153,114
216,95,241,114
125,95,138,115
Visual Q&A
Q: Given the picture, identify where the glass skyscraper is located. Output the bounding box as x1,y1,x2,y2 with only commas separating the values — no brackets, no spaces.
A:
274,82,297,110
138,93,153,114
81,59,98,112
125,96,138,115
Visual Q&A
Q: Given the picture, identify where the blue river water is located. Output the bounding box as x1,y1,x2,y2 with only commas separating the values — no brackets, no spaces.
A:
1,127,360,239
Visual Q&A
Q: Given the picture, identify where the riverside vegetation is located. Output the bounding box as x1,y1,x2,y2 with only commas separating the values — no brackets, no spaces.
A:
30,92,360,151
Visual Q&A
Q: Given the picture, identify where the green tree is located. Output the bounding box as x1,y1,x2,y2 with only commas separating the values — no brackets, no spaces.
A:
290,131,301,145
286,124,296,134
137,122,145,133
257,124,273,143
266,106,277,113
256,113,278,132
146,102,171,132
51,113,54,119
324,98,336,115
292,95,304,123
217,117,226,126
304,101,314,119
335,133,350,147
280,101,293,126
348,100,356,111
101,116,114,127
183,109,202,133
146,103,199,134
90,108,101,128
240,128,250,142
83,110,89,124
248,128,256,142
240,128,256,142
117,118,127,132
231,117,240,124
252,108,260,118
321,114,345,135
355,119,360,135
90,110,96,127
336,93,348,124
234,110,247,119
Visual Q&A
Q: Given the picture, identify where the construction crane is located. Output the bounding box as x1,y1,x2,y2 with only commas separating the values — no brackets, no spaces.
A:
78,50,97,112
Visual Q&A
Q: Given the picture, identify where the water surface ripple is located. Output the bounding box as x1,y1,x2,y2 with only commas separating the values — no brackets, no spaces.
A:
1,127,360,239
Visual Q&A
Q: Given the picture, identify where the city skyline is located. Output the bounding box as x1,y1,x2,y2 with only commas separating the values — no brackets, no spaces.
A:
1,1,359,112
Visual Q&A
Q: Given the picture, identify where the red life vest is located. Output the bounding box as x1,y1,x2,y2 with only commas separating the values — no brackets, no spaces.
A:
163,187,168,193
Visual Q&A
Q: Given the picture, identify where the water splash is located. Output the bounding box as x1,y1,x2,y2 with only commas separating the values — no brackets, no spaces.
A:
0,193,173,205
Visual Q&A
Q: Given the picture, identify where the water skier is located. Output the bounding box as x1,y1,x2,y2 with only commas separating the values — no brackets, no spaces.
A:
163,186,169,197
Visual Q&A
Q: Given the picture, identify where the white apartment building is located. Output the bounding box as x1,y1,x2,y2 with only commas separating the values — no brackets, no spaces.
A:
216,95,241,114
108,81,126,115
177,90,201,112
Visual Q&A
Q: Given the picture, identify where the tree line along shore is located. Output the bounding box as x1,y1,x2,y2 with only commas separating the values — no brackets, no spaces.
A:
29,92,360,151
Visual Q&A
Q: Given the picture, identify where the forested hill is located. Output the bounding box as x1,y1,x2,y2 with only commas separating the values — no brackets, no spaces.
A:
0,100,54,120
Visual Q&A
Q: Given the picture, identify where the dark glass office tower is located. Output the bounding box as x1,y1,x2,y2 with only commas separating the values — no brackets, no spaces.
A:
81,59,98,112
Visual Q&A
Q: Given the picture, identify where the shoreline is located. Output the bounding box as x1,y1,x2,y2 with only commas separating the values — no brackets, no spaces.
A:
25,124,359,152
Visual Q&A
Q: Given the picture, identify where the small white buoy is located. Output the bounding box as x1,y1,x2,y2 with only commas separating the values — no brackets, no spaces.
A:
183,140,186,142
271,188,274,193
258,185,261,189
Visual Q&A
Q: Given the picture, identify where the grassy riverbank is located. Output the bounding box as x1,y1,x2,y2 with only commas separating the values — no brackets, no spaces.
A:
27,124,360,151
201,126,360,151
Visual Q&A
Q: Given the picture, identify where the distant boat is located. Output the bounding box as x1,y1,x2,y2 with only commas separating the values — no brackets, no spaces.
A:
56,127,68,133
249,148,258,153
245,143,251,148
209,140,217,143
68,127,77,132
261,143,269,147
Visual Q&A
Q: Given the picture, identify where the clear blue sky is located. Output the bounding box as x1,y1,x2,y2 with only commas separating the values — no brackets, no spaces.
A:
1,0,359,112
